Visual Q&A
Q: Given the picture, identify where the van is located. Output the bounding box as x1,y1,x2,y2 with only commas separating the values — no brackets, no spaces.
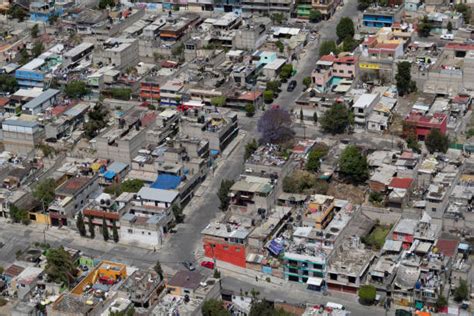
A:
440,33,454,40
326,302,345,310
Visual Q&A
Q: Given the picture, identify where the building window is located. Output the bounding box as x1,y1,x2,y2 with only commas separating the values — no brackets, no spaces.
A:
348,276,356,283
330,273,338,280
128,229,133,233
148,232,151,235
432,208,436,212
142,231,145,234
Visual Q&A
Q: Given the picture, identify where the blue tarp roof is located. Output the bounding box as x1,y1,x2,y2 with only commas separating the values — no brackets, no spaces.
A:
267,239,284,256
151,174,181,190
210,149,220,156
103,170,116,180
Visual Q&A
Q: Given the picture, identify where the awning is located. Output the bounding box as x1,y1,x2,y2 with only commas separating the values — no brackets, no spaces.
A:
267,239,284,256
103,170,116,181
306,277,323,286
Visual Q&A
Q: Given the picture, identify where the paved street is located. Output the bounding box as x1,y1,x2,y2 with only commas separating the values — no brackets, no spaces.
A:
275,0,359,110
221,276,394,316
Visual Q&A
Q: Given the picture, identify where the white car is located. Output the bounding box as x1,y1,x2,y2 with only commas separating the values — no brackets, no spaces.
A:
440,33,454,40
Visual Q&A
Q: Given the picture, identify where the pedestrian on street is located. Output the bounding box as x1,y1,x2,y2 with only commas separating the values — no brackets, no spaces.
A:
255,276,258,282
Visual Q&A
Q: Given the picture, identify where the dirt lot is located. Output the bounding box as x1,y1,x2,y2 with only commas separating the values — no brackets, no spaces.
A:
327,181,366,205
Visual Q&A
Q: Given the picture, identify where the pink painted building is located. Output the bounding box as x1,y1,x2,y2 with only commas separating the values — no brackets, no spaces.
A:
312,54,358,92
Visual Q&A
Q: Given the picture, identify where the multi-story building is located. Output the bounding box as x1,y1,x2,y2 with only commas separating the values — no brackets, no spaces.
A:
180,109,238,153
403,111,447,141
283,252,327,283
202,222,251,268
95,109,156,163
303,194,336,229
48,175,100,227
29,1,57,22
310,0,342,20
229,175,276,214
15,59,47,88
312,54,358,93
139,77,161,102
159,79,185,107
63,42,94,69
93,38,139,71
359,27,406,79
21,88,60,115
1,119,45,154
362,6,403,29
352,93,380,130
241,0,293,16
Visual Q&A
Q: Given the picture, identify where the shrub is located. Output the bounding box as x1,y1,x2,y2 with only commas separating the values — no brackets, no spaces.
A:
359,285,376,305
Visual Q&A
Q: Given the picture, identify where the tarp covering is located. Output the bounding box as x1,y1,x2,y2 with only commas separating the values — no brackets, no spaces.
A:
151,174,181,190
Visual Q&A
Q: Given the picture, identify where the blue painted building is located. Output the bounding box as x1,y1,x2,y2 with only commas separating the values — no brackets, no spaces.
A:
15,59,46,88
30,1,59,22
362,7,402,28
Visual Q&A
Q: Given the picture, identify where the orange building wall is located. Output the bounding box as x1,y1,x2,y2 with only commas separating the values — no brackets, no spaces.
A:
203,239,246,268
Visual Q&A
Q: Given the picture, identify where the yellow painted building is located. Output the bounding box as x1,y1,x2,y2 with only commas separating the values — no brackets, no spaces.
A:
305,194,336,229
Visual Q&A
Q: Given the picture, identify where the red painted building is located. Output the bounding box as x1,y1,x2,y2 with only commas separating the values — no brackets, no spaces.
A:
201,223,250,268
392,218,417,249
403,111,447,141
140,79,160,101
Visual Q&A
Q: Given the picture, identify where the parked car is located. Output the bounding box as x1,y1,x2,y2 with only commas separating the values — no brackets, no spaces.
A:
200,261,215,269
440,33,454,40
182,261,196,271
287,80,297,92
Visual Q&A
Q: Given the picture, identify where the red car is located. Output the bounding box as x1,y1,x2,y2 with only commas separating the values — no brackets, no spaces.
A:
200,261,215,269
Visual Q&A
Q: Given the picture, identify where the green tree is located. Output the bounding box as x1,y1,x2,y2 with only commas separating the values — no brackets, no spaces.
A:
245,103,255,117
406,129,421,153
31,24,40,38
313,112,318,123
76,212,86,237
455,4,471,24
7,6,27,21
271,13,284,25
102,217,109,241
302,77,312,89
244,139,258,160
202,299,231,316
84,101,109,139
31,41,44,58
336,17,355,42
342,37,359,52
358,0,373,10
45,247,76,286
9,204,29,225
172,204,185,223
98,0,115,9
369,192,383,204
33,178,56,208
279,64,293,81
263,90,274,104
283,170,328,194
358,285,376,305
447,21,453,33
0,266,3,274
108,88,131,101
18,48,30,65
48,14,59,25
396,61,416,96
249,300,292,316
171,43,185,59
88,216,95,239
320,103,353,134
112,220,119,243
64,80,89,99
121,179,144,193
306,144,329,172
0,74,18,94
266,80,281,94
436,295,448,310
218,179,234,211
154,260,163,279
309,9,322,23
425,128,449,153
211,96,226,107
338,145,369,184
319,40,339,56
418,16,432,37
275,40,284,53
454,279,469,303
